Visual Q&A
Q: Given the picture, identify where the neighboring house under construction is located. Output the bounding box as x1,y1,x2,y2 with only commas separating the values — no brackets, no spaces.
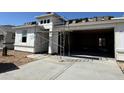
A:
0,25,15,49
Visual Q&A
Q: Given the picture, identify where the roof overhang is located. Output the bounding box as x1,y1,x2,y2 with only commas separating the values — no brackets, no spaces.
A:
67,19,124,26
36,13,55,19
54,19,124,31
36,13,66,21
13,25,44,30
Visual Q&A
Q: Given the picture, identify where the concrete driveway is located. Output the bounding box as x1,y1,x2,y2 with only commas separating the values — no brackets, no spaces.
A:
0,56,124,80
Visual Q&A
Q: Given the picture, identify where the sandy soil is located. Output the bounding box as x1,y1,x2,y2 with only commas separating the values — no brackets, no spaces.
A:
0,50,36,66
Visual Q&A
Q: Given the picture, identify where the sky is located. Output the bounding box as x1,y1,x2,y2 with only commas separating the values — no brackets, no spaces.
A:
0,12,124,26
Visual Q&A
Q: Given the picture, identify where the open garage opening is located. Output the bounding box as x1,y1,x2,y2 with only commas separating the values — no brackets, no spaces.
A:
59,28,115,58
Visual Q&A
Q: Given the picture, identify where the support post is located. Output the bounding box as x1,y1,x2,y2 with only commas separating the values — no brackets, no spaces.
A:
68,32,71,56
2,46,8,56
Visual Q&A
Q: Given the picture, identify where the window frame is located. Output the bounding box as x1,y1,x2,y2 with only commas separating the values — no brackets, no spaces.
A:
40,20,43,24
44,20,46,24
47,19,50,23
12,33,15,39
98,37,106,47
22,30,27,43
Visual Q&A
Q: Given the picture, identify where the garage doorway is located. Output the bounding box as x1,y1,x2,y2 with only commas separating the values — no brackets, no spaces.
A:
60,28,115,58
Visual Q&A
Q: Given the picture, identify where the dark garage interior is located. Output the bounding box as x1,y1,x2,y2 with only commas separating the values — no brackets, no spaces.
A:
59,28,115,58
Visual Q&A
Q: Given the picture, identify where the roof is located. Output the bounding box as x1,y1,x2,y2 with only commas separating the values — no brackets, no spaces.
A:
36,12,65,21
54,18,124,31
111,17,124,20
67,19,124,26
13,25,45,29
66,16,114,24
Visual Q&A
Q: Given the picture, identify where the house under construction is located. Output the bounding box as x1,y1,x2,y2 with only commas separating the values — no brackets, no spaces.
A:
13,13,124,61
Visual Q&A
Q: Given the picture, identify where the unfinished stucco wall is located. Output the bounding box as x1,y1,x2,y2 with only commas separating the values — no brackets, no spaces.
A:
37,16,63,54
0,26,15,49
51,32,58,54
5,32,15,49
114,23,124,61
37,16,53,54
34,32,49,53
0,35,4,48
51,17,64,54
14,28,35,52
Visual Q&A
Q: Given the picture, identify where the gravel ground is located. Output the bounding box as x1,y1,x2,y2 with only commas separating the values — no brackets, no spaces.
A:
0,50,36,66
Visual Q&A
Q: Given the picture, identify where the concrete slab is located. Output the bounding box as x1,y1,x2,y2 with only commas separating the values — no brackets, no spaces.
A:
56,60,124,80
0,55,124,80
0,59,73,80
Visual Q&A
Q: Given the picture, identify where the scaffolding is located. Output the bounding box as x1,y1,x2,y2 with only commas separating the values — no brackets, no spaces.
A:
35,22,71,62
55,15,71,61
31,13,72,62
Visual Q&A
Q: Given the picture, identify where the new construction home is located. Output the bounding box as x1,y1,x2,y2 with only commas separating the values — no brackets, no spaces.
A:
13,12,124,61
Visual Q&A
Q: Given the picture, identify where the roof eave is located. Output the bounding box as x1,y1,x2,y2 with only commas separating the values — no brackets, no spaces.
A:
36,14,54,19
66,19,124,26
13,25,42,29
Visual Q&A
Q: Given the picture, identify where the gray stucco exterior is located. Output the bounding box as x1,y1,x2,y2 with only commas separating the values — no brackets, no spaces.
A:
0,25,15,49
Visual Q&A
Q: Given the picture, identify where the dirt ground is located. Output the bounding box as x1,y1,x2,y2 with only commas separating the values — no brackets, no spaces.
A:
0,50,36,66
